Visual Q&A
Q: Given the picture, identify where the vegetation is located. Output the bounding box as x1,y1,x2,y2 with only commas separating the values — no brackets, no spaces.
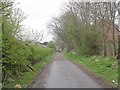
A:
48,1,118,57
1,0,119,89
48,1,119,87
1,0,54,88
47,41,56,51
64,52,118,87
2,52,54,88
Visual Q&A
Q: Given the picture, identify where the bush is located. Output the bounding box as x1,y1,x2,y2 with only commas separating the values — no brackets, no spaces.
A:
47,41,56,51
29,44,54,65
2,39,54,83
79,30,102,55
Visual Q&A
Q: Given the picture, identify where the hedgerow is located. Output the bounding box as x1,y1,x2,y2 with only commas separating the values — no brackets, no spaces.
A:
2,38,54,84
1,1,54,84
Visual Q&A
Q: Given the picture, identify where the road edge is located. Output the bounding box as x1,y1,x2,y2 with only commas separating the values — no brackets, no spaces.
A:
63,53,115,88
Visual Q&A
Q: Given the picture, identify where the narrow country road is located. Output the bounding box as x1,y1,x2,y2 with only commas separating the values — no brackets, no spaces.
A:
31,53,102,88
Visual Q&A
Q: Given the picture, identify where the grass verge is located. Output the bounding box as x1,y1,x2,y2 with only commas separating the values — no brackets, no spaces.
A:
2,53,54,88
64,52,118,87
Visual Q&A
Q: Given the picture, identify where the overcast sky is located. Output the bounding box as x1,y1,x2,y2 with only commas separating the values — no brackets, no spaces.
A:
15,0,68,42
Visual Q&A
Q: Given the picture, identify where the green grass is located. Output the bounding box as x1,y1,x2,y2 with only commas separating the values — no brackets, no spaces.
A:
64,52,118,87
2,53,54,88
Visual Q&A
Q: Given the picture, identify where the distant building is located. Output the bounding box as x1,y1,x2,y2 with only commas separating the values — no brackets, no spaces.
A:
101,22,119,57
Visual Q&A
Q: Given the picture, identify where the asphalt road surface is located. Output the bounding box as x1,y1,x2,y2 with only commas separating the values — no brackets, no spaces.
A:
32,53,102,88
